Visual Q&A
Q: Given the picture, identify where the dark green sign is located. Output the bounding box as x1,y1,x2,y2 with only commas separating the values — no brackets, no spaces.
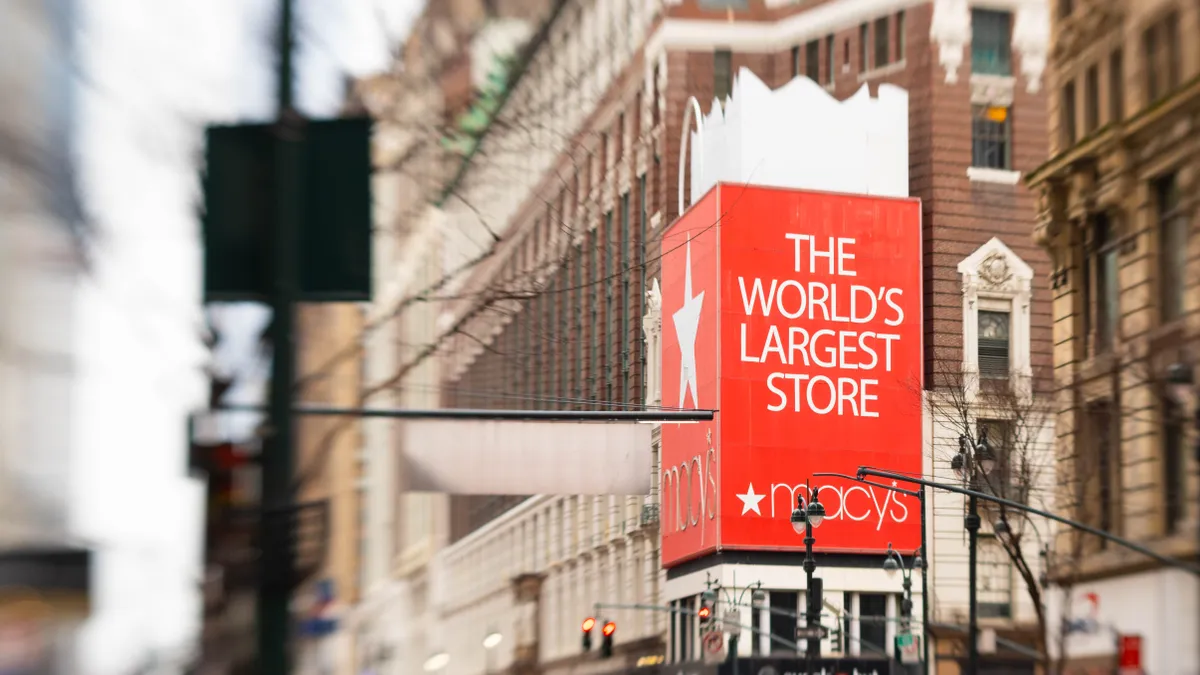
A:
202,117,373,302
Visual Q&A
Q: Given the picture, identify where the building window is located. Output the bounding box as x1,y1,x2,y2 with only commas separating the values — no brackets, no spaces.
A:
679,595,695,660
600,131,609,175
615,113,625,162
826,34,835,83
574,242,585,405
1109,49,1124,122
1081,213,1120,356
978,311,1011,379
1061,80,1077,146
978,538,1014,618
844,37,851,69
1158,174,1187,323
806,40,820,81
651,64,661,126
896,11,906,60
1163,397,1186,534
603,211,614,402
638,174,647,401
1084,64,1099,134
971,9,1012,75
769,591,798,654
859,23,869,70
714,50,732,100
978,419,1021,501
619,193,631,403
592,223,603,400
858,593,888,656
791,45,800,78
1144,14,1181,103
1083,399,1121,546
971,104,1012,169
874,17,890,68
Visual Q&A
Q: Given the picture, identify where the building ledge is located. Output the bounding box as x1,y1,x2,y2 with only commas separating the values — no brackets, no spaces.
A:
1028,75,1200,187
967,167,1022,185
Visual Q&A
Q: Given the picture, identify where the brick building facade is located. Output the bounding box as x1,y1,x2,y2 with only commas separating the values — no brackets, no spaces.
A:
357,0,1056,672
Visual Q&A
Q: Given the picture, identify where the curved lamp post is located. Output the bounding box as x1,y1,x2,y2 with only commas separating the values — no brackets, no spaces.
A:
884,542,924,672
791,487,826,675
952,430,998,675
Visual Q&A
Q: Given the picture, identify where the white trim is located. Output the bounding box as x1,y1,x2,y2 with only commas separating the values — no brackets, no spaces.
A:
957,238,1034,401
644,0,1043,91
647,0,934,55
857,59,909,83
966,167,1022,185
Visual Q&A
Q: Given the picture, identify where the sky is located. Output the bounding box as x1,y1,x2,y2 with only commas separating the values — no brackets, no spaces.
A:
76,0,423,445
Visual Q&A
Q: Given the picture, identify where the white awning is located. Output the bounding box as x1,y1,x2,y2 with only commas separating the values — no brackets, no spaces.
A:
399,420,653,495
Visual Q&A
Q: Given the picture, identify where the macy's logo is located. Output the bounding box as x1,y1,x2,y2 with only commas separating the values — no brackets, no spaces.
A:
763,481,912,530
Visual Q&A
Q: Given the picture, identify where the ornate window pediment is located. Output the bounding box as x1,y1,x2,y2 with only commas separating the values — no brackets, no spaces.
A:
958,238,1035,400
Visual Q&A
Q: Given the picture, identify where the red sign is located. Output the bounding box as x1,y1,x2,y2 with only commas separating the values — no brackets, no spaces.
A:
661,185,923,566
1118,635,1142,672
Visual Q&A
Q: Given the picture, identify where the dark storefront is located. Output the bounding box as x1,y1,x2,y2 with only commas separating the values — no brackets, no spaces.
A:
662,657,895,675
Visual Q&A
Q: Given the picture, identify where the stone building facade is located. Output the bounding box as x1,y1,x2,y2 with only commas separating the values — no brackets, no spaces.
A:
1026,0,1200,671
353,0,1058,673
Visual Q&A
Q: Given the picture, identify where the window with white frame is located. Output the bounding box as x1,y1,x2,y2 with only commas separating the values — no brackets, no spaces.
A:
977,310,1011,379
957,239,1034,396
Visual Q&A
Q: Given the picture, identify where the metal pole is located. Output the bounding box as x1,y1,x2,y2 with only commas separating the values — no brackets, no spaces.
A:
919,487,930,675
216,404,715,422
258,0,300,670
803,510,818,674
966,492,980,675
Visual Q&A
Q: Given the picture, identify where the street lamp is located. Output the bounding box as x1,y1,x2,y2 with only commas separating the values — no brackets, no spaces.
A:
953,431,998,675
482,631,502,674
791,487,825,675
422,651,449,673
883,543,923,671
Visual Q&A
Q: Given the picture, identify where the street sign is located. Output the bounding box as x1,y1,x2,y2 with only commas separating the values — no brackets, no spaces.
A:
722,609,741,633
202,118,374,302
895,633,920,665
702,630,724,664
795,625,829,640
1117,634,1143,675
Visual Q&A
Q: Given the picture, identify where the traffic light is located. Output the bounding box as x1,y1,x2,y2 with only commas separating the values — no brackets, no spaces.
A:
600,620,616,658
699,589,716,634
582,617,595,652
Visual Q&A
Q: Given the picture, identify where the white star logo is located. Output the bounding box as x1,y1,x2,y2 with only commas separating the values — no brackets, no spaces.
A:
672,237,705,409
736,483,765,516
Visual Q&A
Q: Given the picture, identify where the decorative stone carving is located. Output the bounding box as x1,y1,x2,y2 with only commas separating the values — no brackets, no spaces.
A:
646,278,662,316
978,252,1014,290
970,75,1016,107
930,0,971,84
643,278,663,407
1013,4,1050,93
1033,181,1066,250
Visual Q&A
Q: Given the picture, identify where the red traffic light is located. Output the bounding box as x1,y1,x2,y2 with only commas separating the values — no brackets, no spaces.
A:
602,621,616,637
582,617,596,632
698,606,711,619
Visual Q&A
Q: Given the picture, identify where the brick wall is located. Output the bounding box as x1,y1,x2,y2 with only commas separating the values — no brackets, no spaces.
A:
657,3,1051,387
